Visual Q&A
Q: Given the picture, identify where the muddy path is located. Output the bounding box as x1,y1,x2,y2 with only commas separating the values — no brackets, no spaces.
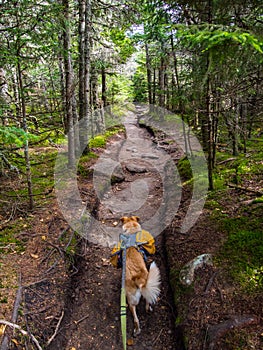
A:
48,108,184,350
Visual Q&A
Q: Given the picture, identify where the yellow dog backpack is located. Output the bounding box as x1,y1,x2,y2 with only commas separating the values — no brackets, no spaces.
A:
110,229,156,268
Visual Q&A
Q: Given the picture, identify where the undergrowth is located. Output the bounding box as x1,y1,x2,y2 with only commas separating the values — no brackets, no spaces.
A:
211,137,263,294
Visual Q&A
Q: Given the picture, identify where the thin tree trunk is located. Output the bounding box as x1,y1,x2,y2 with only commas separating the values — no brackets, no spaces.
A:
80,0,91,152
153,68,156,105
58,43,67,132
62,0,75,168
171,34,181,112
79,0,85,122
158,56,165,108
206,0,214,190
101,66,107,108
145,43,152,105
17,61,34,209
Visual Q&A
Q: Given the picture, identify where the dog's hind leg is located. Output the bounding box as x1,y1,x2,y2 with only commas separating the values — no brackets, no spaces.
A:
127,289,141,336
129,304,141,336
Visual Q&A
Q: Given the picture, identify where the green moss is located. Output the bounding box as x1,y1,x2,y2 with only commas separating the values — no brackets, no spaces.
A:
218,218,263,292
89,135,106,148
77,152,98,177
177,156,193,182
0,220,30,254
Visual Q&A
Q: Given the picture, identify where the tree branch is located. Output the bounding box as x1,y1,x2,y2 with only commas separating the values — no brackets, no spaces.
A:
0,320,42,350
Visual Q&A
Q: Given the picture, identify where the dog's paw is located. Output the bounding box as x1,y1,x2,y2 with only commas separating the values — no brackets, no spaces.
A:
146,303,153,312
133,327,141,337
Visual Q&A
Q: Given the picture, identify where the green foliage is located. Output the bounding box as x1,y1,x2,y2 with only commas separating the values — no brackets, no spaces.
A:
132,71,148,102
177,26,263,55
0,126,38,147
220,227,263,292
106,74,133,104
109,28,136,63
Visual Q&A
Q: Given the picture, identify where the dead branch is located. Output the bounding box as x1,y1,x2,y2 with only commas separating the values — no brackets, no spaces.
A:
207,315,259,350
0,202,17,229
0,274,23,350
214,279,224,304
74,314,90,325
0,152,19,174
0,320,42,350
24,305,53,316
46,310,64,346
40,248,56,264
153,328,164,346
45,260,59,274
241,198,263,206
44,241,65,258
227,183,263,196
217,157,236,165
23,278,49,288
204,271,218,294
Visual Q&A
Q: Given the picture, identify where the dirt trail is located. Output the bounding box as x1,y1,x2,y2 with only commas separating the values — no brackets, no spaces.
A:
48,109,184,350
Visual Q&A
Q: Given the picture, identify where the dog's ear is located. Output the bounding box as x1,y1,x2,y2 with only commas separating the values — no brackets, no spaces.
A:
132,216,140,222
121,216,128,224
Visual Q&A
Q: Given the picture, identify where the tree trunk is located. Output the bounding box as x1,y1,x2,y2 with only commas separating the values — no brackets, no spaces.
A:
81,0,91,152
170,34,181,112
78,0,85,122
158,56,165,109
206,0,214,190
101,66,107,108
62,0,75,168
58,42,67,132
153,68,156,105
17,61,34,210
145,43,152,105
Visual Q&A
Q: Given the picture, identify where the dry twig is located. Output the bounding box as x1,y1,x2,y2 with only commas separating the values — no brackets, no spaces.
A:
46,310,64,346
0,320,42,350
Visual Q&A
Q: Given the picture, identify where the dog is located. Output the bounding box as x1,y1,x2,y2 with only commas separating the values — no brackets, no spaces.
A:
121,216,161,336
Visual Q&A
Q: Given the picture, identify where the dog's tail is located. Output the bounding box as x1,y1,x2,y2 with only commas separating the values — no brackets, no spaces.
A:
141,261,161,304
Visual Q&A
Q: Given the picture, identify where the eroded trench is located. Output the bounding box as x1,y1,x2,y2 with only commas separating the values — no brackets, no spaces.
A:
47,110,186,350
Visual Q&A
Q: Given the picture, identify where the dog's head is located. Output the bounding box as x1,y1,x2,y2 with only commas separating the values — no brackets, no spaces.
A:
121,216,141,234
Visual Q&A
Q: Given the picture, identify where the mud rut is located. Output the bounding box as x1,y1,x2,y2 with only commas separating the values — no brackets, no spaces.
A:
48,109,185,350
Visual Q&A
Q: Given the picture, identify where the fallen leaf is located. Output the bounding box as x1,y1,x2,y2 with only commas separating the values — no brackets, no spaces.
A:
41,235,47,240
127,338,134,346
30,253,39,259
0,324,6,336
11,339,19,345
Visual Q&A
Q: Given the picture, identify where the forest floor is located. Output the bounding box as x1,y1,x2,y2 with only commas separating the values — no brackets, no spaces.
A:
0,107,262,350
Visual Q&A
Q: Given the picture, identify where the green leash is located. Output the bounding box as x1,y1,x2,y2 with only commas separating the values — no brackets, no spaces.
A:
120,234,129,350
120,248,127,350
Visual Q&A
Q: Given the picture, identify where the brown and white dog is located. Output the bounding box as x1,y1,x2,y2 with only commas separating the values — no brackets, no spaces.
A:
121,216,161,336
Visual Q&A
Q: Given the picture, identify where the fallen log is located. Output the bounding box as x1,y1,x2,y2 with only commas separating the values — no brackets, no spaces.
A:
207,315,259,350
